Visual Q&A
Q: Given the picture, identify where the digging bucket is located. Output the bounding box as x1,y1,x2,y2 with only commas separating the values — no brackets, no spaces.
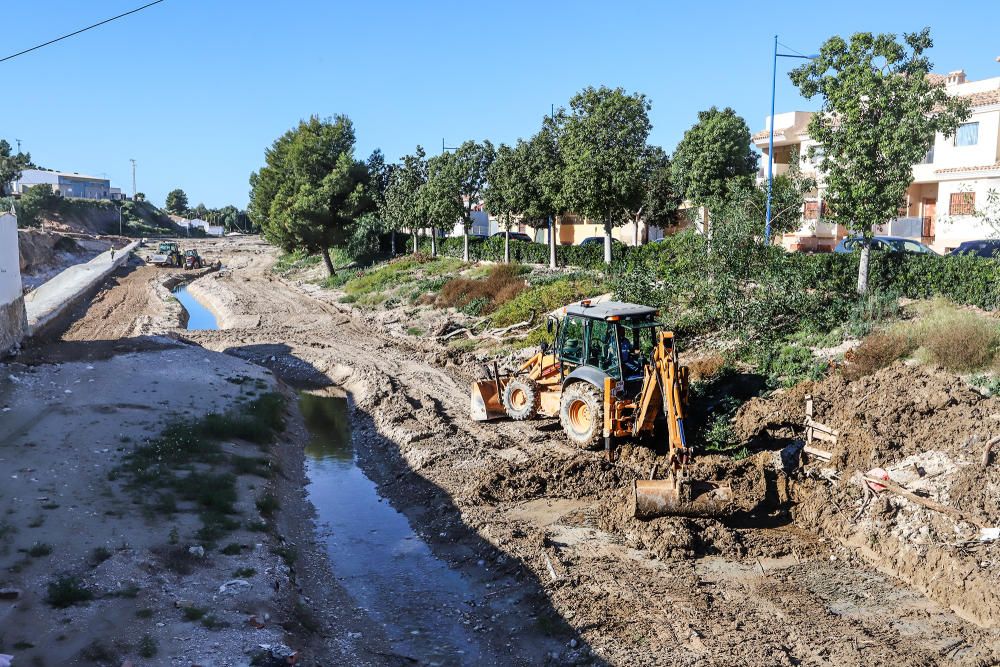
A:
632,478,734,520
471,379,506,421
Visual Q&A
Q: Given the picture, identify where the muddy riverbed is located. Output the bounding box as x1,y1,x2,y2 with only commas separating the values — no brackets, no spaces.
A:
8,236,997,666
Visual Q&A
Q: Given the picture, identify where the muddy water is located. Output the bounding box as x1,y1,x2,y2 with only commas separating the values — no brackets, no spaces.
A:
173,285,219,330
299,392,488,664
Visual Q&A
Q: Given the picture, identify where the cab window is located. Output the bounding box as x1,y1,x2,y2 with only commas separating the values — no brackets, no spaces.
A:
620,323,656,379
559,316,585,363
586,320,620,378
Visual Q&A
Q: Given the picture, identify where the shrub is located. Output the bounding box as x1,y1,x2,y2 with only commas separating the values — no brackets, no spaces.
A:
46,575,93,608
436,264,527,314
919,311,999,372
842,332,914,380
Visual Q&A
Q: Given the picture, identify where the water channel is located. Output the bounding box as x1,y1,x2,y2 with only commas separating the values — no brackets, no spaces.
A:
172,285,219,330
299,391,488,664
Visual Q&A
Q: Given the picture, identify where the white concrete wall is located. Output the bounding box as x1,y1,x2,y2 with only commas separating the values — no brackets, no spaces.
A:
930,106,1000,171
934,176,1000,251
0,212,22,305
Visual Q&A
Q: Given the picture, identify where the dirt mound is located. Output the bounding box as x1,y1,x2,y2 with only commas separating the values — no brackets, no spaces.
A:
18,228,81,273
734,362,1000,472
735,363,1000,627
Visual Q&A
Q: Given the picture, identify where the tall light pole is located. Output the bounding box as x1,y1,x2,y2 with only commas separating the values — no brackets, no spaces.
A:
129,158,137,200
766,36,818,245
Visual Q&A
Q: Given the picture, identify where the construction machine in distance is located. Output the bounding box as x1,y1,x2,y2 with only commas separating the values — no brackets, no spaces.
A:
471,300,732,519
147,242,182,268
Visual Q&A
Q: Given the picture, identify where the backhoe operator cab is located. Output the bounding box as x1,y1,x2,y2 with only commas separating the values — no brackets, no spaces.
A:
471,300,688,452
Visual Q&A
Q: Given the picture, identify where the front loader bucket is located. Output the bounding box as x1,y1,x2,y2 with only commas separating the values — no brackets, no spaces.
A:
471,379,506,421
632,478,733,520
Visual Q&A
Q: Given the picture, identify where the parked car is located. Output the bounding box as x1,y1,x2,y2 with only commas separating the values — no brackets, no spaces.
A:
833,236,938,256
947,239,1000,259
491,231,534,243
579,236,624,247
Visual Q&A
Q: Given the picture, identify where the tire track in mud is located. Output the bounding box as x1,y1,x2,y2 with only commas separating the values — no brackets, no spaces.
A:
131,239,1000,665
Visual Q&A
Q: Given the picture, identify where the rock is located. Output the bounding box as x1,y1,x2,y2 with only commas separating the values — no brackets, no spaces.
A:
188,545,205,558
219,579,252,594
0,588,21,601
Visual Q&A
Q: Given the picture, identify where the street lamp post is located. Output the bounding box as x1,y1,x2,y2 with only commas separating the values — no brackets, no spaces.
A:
765,36,818,245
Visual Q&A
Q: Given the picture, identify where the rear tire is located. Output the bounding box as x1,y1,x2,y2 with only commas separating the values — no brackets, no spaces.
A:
559,382,603,449
503,378,540,421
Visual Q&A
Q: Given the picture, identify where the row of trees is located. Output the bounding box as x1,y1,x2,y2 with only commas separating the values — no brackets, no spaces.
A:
165,188,251,233
249,89,772,274
249,27,970,293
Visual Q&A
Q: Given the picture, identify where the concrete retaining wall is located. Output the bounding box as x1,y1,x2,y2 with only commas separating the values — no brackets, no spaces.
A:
24,241,139,337
0,212,27,356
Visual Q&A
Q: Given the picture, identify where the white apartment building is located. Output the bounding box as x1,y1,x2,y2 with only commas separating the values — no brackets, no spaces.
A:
754,70,1000,253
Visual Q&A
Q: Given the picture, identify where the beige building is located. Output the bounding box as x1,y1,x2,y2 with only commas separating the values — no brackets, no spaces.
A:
754,70,1000,253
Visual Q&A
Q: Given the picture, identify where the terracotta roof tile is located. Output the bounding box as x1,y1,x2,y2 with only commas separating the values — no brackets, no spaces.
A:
935,162,1000,174
958,89,1000,107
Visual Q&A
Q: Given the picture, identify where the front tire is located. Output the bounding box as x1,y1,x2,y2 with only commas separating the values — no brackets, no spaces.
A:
503,378,540,420
559,382,603,449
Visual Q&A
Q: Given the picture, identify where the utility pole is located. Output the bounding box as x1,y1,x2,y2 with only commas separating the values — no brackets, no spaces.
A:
129,158,137,200
15,139,21,154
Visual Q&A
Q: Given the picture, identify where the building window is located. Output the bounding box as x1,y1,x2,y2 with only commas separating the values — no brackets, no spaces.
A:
949,192,975,216
921,146,934,164
803,201,820,220
954,122,979,147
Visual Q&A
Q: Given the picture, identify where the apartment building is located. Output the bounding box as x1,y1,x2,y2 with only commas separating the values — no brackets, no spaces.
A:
754,70,1000,253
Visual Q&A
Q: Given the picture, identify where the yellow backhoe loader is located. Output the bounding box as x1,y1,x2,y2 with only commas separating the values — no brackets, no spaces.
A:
471,300,732,519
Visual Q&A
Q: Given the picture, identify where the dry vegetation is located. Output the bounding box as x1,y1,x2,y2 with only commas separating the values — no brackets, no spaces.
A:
433,264,529,315
843,299,1000,379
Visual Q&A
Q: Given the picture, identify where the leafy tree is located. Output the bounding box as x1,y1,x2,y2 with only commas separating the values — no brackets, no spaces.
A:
421,152,464,256
164,188,189,215
790,28,969,293
451,140,495,261
521,117,565,268
381,147,427,254
17,184,60,227
628,146,683,245
671,107,758,226
249,115,373,275
0,141,30,196
714,148,815,238
135,192,146,202
361,149,396,254
484,143,521,263
560,86,651,264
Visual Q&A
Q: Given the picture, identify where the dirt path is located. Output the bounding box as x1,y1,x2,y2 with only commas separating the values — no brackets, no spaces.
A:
55,238,1000,664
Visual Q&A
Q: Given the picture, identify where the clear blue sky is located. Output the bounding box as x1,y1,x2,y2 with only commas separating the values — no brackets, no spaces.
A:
4,0,999,209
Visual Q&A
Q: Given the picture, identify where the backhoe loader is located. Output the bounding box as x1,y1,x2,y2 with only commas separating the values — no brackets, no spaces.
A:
471,300,732,519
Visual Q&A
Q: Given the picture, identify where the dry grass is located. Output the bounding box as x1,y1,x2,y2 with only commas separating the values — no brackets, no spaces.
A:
898,299,1000,373
687,354,727,382
436,264,528,315
842,332,914,380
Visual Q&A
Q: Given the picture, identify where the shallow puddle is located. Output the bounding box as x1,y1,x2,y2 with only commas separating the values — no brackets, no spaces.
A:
299,391,486,664
173,285,219,330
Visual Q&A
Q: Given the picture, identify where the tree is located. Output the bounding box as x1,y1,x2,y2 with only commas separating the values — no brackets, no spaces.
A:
361,149,396,254
0,140,30,196
631,147,683,245
521,117,565,268
714,148,815,238
164,188,189,215
249,115,373,275
421,152,464,257
484,143,521,263
381,147,427,254
560,86,651,264
671,107,758,228
16,184,59,227
790,28,969,293
451,140,495,262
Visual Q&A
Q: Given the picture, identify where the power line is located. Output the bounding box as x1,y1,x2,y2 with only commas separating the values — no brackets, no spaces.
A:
0,0,166,64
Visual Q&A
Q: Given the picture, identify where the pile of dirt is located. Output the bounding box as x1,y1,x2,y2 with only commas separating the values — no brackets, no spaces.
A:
734,362,1000,473
734,362,1000,627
